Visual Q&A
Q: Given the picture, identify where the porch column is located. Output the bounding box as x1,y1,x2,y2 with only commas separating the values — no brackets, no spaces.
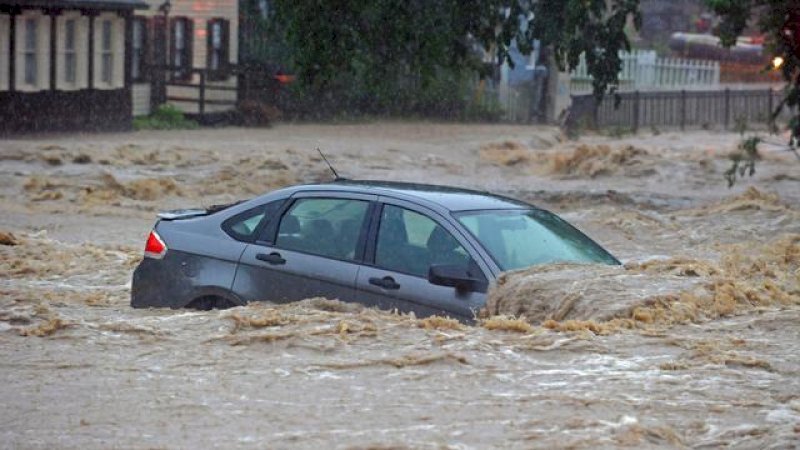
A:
47,9,59,91
8,8,15,92
84,10,95,89
123,10,132,88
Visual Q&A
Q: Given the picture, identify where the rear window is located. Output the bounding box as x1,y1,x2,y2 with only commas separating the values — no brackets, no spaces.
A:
222,199,284,242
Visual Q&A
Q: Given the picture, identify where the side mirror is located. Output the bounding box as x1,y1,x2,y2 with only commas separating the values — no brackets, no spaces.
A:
428,264,480,292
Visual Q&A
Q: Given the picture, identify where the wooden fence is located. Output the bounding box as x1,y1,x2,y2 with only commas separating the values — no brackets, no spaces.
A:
150,66,239,124
571,50,720,93
566,88,787,132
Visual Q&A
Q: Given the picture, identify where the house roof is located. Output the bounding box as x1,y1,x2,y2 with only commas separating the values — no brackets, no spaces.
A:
0,0,148,10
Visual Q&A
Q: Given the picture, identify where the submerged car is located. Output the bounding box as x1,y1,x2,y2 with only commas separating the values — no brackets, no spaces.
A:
132,181,619,320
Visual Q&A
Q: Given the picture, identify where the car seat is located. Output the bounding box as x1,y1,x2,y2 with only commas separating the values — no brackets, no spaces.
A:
336,218,361,259
276,214,302,248
427,226,467,268
305,219,337,256
376,210,413,272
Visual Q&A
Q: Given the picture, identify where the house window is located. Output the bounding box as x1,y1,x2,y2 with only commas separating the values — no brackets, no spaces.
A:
131,18,147,82
58,14,87,90
64,19,76,84
24,18,37,85
15,12,50,91
100,19,113,84
206,18,229,79
170,17,192,80
0,14,9,91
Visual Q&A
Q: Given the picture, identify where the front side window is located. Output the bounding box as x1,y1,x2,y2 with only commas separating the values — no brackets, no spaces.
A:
24,18,37,85
100,19,113,84
375,205,471,278
456,209,619,271
276,198,369,261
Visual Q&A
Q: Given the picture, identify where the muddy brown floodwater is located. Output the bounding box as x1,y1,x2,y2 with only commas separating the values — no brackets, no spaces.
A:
1,124,799,449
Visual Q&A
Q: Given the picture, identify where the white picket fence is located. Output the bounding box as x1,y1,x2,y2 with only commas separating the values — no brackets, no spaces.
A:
571,50,720,93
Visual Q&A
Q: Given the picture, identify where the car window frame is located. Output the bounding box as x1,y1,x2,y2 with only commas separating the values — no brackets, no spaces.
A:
221,199,285,243
256,191,378,264
364,197,490,283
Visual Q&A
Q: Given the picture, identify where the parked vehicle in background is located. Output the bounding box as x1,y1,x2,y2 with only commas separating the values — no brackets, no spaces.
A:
132,181,619,320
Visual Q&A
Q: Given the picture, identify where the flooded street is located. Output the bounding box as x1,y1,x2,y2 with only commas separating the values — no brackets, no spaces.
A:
1,123,799,448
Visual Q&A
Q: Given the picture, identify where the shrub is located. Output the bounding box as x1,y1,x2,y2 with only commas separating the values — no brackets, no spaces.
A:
238,100,283,127
133,104,199,130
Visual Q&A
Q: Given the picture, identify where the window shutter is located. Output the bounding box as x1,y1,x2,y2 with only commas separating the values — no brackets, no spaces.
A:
205,19,213,71
140,17,150,81
144,17,153,70
221,19,230,72
184,18,193,77
168,17,176,72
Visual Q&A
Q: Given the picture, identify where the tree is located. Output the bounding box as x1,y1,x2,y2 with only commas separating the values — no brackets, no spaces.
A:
707,0,800,183
254,0,799,148
260,0,640,117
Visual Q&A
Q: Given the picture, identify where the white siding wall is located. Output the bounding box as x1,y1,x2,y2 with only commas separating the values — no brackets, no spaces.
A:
0,14,9,91
137,0,238,66
55,12,89,90
93,12,125,89
137,0,238,114
15,10,50,92
132,83,151,116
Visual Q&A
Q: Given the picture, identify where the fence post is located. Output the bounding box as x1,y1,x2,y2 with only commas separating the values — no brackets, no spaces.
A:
680,89,686,130
724,88,730,130
633,90,640,133
199,70,206,119
767,87,774,127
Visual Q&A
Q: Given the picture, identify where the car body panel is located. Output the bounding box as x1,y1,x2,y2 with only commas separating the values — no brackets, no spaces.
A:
231,191,378,305
233,245,362,304
131,180,617,318
354,267,484,319
131,249,244,308
353,196,489,319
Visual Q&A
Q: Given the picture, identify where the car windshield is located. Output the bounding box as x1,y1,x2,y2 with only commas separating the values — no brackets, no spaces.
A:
456,209,619,271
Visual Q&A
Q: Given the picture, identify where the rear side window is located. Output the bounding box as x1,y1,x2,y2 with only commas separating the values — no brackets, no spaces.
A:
222,199,284,242
275,198,369,261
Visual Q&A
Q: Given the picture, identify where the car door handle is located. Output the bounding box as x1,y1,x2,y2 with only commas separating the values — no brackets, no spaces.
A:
369,276,400,290
256,252,286,265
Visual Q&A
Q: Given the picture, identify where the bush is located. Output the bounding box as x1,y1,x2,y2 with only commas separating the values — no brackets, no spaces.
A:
133,104,199,130
238,100,283,127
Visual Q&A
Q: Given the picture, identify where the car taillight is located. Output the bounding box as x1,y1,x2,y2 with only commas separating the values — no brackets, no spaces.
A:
144,230,167,259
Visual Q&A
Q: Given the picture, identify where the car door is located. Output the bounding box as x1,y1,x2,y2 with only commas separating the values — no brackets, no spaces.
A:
232,192,376,304
355,198,490,320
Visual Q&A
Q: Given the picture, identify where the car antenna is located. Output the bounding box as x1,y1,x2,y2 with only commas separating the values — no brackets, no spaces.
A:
317,147,346,181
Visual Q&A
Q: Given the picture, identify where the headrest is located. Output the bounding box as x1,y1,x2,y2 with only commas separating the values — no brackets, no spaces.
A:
280,215,300,233
308,219,335,237
427,226,458,254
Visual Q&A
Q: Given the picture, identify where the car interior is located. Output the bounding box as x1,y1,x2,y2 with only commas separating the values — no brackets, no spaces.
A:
276,199,366,260
376,206,471,278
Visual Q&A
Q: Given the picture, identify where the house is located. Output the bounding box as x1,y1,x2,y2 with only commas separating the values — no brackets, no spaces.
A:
131,0,239,120
0,0,147,133
0,0,239,134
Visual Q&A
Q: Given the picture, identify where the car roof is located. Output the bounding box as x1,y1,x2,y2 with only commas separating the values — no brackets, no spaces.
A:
291,180,532,212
